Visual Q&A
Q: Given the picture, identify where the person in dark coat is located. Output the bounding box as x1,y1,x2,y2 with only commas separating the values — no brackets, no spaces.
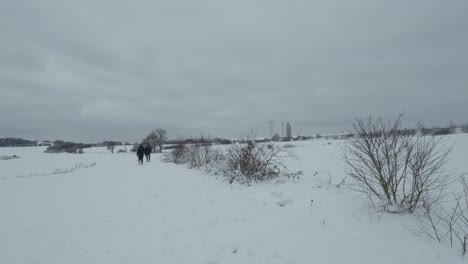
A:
136,144,145,165
144,144,152,162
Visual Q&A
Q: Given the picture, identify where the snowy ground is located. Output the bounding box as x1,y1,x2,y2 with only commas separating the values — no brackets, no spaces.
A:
1,135,468,263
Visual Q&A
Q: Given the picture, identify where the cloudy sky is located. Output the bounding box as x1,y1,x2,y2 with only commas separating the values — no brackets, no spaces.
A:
1,0,467,142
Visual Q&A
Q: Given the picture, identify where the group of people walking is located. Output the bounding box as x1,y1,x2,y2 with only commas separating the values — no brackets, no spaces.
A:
136,144,152,165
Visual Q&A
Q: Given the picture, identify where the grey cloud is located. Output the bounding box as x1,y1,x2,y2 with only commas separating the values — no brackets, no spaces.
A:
1,0,467,142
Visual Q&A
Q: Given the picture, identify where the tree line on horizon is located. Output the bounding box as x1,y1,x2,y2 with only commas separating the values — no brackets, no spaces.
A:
1,123,468,152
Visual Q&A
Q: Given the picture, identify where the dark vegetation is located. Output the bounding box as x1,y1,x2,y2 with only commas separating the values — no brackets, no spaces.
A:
44,140,124,154
44,141,94,154
0,138,37,147
165,137,232,148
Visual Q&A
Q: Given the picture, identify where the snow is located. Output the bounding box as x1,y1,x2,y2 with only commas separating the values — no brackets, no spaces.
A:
1,135,468,263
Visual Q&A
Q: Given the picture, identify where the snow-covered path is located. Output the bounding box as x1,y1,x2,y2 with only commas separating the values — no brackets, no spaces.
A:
0,140,466,263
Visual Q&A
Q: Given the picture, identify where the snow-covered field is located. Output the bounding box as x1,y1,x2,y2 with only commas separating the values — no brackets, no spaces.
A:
1,135,468,264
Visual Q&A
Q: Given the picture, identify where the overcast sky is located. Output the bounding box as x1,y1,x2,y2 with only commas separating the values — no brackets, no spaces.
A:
1,0,467,142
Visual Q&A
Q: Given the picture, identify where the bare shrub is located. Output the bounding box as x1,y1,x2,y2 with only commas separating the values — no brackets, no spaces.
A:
162,135,301,185
406,176,468,256
187,144,209,168
186,144,223,169
163,143,224,168
220,140,301,184
342,114,453,213
162,144,187,164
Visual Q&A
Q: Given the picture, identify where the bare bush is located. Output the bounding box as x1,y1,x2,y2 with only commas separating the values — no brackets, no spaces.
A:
342,114,453,213
406,176,468,256
163,144,186,164
163,142,224,169
220,140,301,184
185,144,223,169
162,135,301,185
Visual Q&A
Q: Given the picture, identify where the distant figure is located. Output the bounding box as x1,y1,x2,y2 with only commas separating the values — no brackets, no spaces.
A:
136,144,145,165
144,144,152,162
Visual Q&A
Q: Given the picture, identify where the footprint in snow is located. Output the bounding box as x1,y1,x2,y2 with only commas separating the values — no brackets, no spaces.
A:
277,198,294,207
270,191,283,199
270,192,294,207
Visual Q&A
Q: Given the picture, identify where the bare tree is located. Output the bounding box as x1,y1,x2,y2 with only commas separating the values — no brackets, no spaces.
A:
342,114,453,213
107,144,115,154
103,141,120,154
143,129,168,153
